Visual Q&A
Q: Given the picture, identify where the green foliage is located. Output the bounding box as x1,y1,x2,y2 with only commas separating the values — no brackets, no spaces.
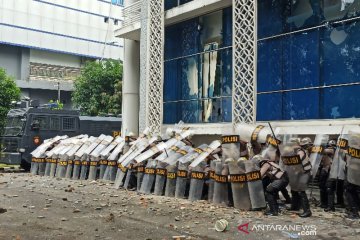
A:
48,100,64,110
0,68,21,134
72,60,123,116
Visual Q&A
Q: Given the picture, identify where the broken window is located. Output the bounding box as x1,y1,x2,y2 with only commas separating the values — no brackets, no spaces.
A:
163,8,232,124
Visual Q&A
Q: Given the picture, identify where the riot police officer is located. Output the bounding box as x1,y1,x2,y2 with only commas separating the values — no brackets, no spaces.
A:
318,140,336,209
259,158,289,216
283,137,312,218
344,133,360,219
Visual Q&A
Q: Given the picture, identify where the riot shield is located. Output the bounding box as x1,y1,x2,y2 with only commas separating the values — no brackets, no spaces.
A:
120,138,151,188
245,159,266,209
72,159,82,180
135,130,193,163
65,159,74,179
108,160,121,181
178,144,207,164
88,157,99,181
114,161,129,188
56,157,68,178
32,135,67,160
154,161,168,196
100,137,123,160
104,139,126,182
207,160,216,202
30,157,39,175
139,159,157,194
175,162,190,199
165,165,177,197
79,157,90,180
98,159,108,179
88,136,114,180
235,123,271,144
279,134,310,191
156,141,186,162
64,137,88,179
329,135,348,180
261,134,281,161
137,164,145,191
44,158,51,176
309,134,330,177
123,163,135,190
32,157,46,175
221,135,241,160
190,140,221,168
228,159,251,210
104,160,121,181
162,145,194,166
120,138,150,167
124,164,137,189
188,163,206,201
37,158,46,176
49,157,58,177
346,130,360,186
213,161,229,205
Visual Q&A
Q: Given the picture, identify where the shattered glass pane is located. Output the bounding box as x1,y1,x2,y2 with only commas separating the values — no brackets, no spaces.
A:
163,8,232,124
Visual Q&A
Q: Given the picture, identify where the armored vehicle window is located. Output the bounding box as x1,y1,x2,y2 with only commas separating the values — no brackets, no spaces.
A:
50,117,60,130
32,116,48,129
62,117,76,131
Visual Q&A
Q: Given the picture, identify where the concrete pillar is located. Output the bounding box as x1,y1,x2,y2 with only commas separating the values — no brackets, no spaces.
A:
122,0,140,136
20,48,30,81
122,40,140,135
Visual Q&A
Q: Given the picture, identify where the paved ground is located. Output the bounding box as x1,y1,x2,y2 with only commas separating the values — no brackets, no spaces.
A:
0,173,359,240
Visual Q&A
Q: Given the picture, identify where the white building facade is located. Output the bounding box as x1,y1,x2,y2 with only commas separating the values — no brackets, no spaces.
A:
117,0,360,137
0,0,124,108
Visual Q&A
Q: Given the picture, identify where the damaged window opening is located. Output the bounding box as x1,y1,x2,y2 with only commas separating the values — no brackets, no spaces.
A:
163,7,232,124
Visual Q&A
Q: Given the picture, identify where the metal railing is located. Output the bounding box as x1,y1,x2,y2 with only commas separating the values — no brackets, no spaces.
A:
122,1,141,28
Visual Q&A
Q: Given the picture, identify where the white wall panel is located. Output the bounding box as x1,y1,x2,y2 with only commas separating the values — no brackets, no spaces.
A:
41,17,54,33
40,33,54,50
12,11,28,26
1,26,14,43
3,0,14,10
2,8,14,25
12,27,27,45
27,30,39,46
28,13,42,30
0,0,124,59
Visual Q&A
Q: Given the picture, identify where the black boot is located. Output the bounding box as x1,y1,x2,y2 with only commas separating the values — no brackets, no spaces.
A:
320,190,328,208
265,192,278,216
286,191,300,211
281,188,292,204
299,192,312,218
345,208,360,220
336,180,345,208
325,188,335,212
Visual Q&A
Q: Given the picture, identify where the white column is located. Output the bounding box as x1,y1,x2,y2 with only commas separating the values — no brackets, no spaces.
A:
232,0,257,124
122,0,140,136
139,0,164,134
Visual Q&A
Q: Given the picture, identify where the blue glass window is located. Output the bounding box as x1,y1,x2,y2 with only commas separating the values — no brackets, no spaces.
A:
257,0,360,121
163,8,232,124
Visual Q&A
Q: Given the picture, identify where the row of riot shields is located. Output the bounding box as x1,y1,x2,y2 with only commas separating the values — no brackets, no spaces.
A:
236,124,360,196
30,122,360,211
30,134,128,182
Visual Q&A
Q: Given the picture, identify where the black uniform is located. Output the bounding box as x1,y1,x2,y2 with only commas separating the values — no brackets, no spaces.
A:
260,160,289,216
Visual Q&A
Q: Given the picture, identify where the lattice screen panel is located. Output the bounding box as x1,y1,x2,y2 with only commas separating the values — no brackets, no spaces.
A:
232,0,257,124
139,0,164,134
